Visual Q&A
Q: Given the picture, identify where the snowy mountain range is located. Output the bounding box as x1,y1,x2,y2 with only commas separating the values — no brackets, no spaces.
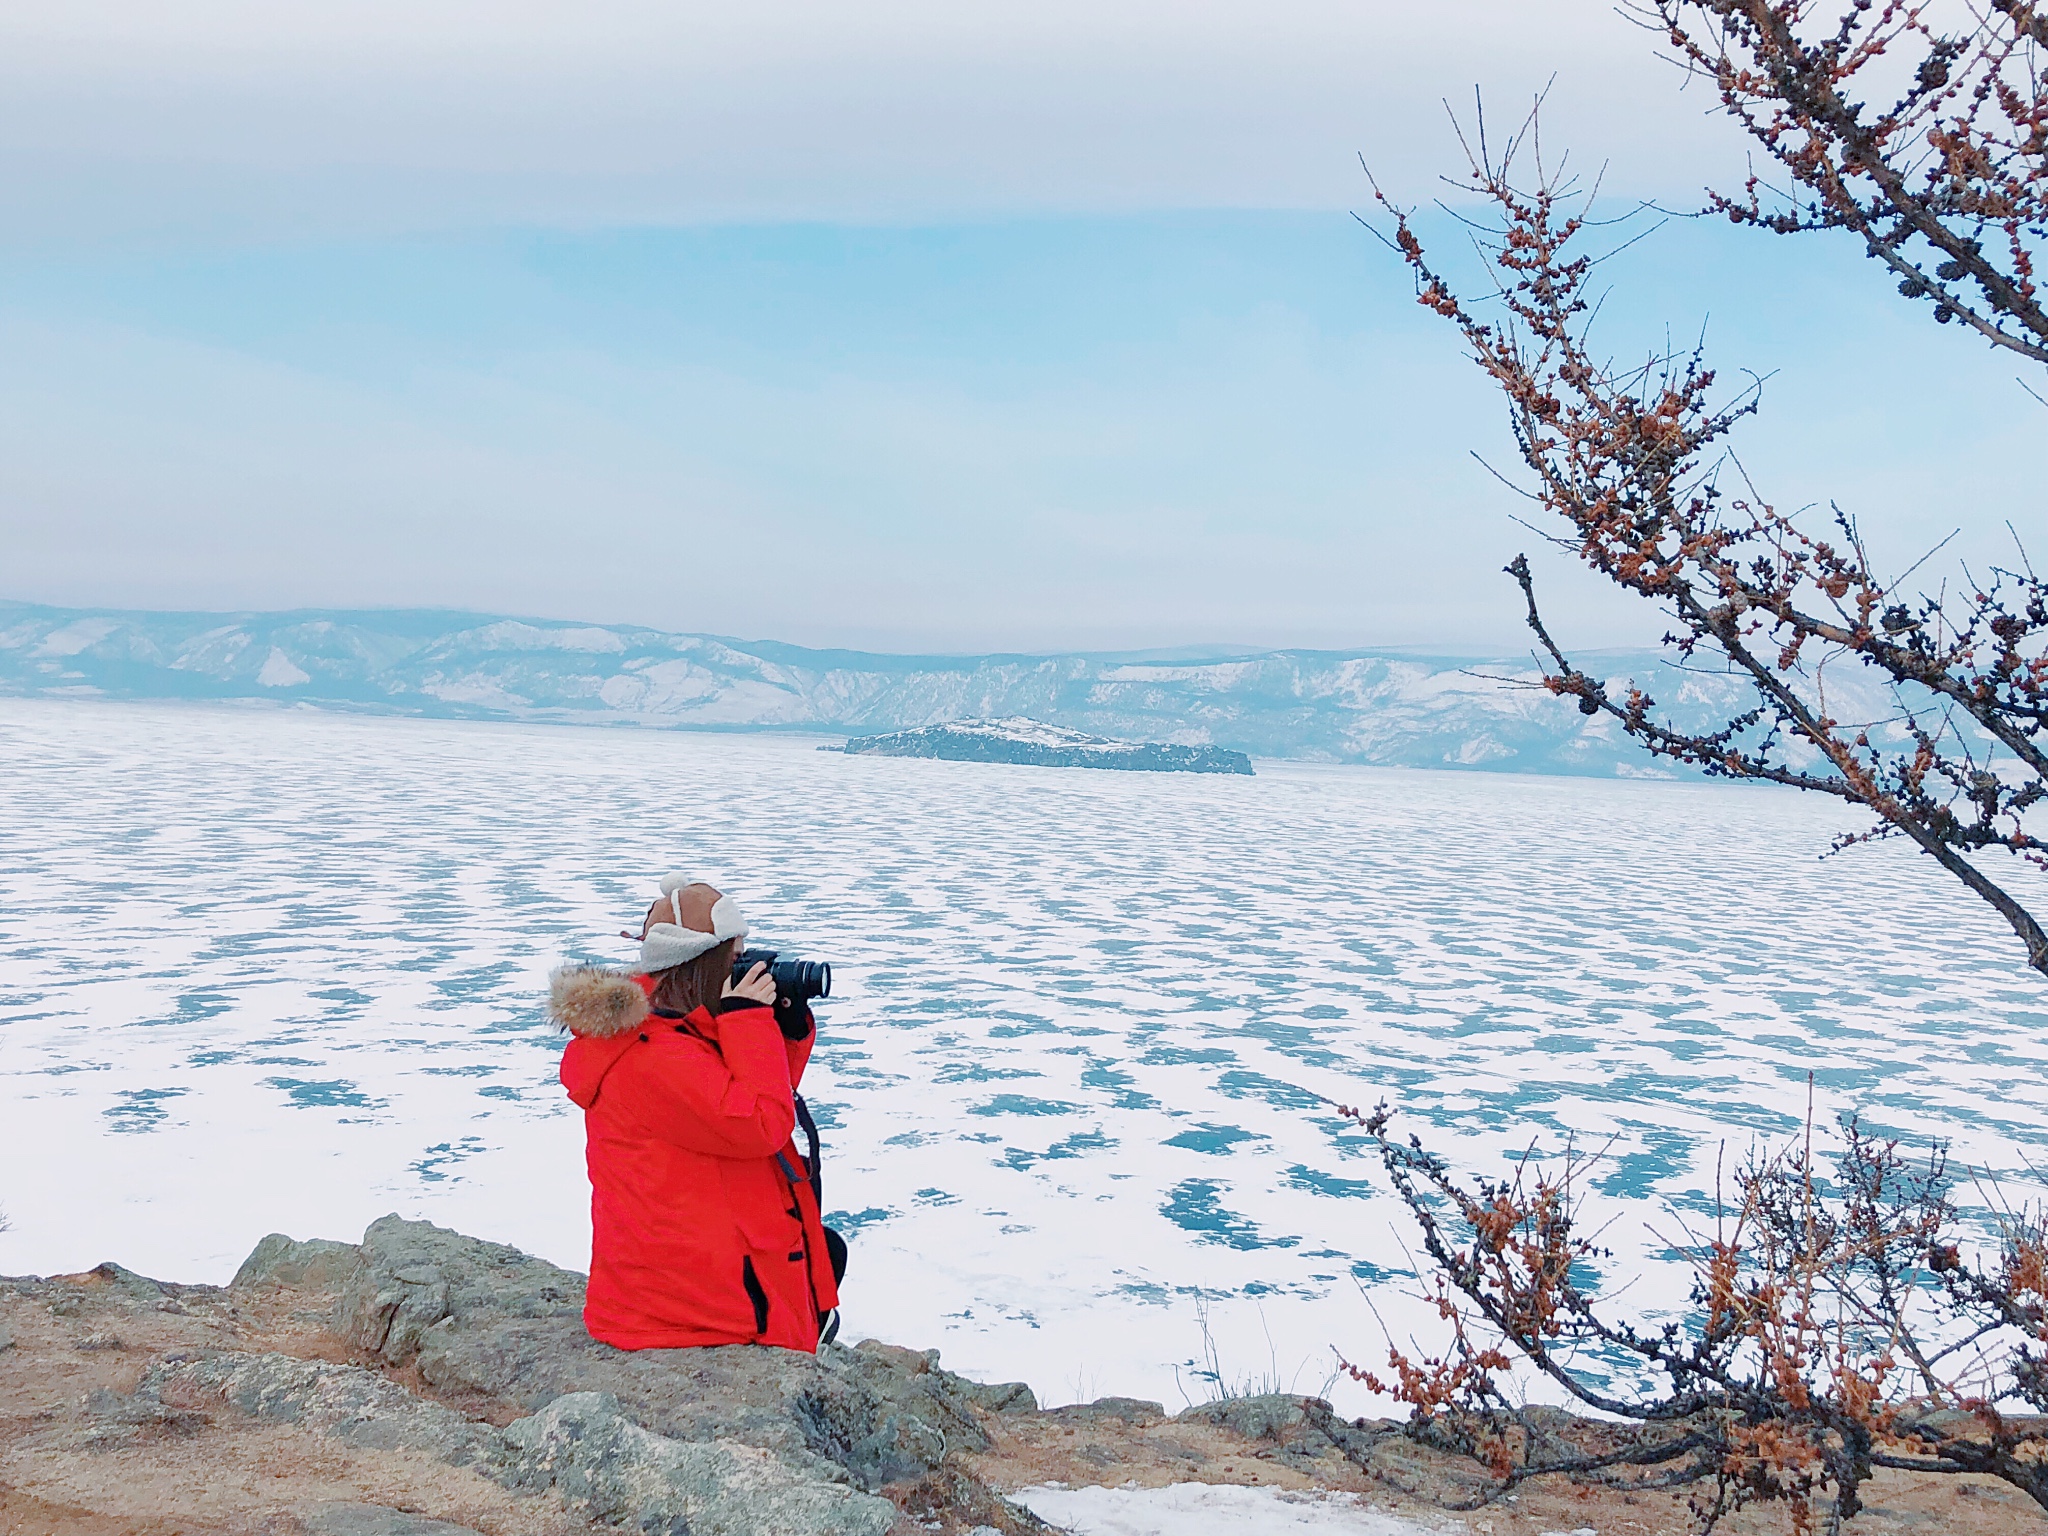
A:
0,599,1812,775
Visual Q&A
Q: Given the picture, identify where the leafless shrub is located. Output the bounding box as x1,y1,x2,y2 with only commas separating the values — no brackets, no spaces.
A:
1341,1100,2048,1532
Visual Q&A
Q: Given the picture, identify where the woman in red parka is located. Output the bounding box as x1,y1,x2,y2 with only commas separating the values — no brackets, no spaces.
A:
548,875,840,1353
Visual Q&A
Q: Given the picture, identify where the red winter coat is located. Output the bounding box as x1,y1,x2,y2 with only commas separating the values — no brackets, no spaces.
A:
552,969,838,1352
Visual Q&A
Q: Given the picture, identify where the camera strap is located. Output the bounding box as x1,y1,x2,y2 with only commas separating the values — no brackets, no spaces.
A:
792,1092,824,1204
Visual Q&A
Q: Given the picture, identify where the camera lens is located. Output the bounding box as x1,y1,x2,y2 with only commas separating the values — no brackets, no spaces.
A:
735,950,831,1003
781,959,830,1001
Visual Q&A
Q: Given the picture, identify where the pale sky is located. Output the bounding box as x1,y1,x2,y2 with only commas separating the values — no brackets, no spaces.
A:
0,1,2035,652
0,1,1716,233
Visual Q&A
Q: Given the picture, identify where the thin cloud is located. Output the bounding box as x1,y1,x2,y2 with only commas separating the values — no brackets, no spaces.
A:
1,0,1733,238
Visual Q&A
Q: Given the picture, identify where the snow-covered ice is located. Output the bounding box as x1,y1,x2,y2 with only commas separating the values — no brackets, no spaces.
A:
1014,1483,1600,1536
2,698,2043,1416
1015,1482,1453,1535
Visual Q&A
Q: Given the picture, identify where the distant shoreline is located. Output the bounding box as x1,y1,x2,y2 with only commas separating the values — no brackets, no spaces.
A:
0,597,1768,779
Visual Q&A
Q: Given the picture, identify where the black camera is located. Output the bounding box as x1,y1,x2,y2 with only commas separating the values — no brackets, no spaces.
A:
731,947,831,1038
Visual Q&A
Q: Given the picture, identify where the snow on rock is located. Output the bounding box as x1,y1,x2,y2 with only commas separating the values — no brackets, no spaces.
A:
458,621,627,655
32,618,120,657
840,718,1256,775
257,647,311,688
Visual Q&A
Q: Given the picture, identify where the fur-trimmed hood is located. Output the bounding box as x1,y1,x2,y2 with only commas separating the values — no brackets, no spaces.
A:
548,965,650,1039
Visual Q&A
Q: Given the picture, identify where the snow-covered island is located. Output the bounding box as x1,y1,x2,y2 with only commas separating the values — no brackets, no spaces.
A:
836,716,1254,774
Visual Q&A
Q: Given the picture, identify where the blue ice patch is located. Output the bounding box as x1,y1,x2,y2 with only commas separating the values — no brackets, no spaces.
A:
1284,1163,1375,1200
412,1136,487,1181
1160,1178,1285,1251
968,1094,1081,1118
1001,1128,1116,1171
1212,1070,1321,1111
137,991,233,1029
104,1087,187,1133
1162,1123,1263,1155
827,1206,895,1235
265,1077,379,1110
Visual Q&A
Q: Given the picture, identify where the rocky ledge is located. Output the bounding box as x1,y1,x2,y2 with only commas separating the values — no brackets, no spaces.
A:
837,718,1254,775
4,1219,2040,1536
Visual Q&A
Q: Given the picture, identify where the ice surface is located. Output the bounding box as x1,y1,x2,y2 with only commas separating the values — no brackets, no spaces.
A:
2,698,2043,1417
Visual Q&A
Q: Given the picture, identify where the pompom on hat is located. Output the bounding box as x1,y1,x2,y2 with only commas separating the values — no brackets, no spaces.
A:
629,872,750,972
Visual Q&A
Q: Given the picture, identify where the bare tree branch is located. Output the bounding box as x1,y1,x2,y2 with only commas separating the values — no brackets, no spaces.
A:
1370,90,2048,976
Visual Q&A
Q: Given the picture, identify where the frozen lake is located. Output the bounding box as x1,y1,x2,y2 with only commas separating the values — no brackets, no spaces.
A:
2,697,2043,1413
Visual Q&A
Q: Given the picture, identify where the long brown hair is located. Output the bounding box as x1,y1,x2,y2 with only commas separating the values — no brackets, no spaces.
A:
648,938,738,1018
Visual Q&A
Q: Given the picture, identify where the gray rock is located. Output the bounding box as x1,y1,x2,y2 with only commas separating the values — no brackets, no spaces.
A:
233,1234,364,1294
953,1378,1037,1414
291,1503,488,1536
76,1384,210,1448
850,1341,1036,1414
85,1262,168,1301
25,1215,1070,1535
337,1216,580,1367
1198,1393,1352,1459
303,1214,1052,1528
76,1330,125,1351
1060,1395,1165,1425
141,1350,898,1534
834,1340,993,1471
1300,1398,1396,1461
145,1352,497,1466
1176,1393,1319,1442
0,1321,14,1351
338,1215,988,1488
496,1391,897,1536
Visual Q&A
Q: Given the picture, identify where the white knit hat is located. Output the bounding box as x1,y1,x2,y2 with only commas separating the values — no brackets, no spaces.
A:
638,872,749,971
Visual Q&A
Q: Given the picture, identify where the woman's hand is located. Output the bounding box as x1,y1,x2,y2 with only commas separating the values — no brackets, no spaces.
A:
722,960,777,1008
